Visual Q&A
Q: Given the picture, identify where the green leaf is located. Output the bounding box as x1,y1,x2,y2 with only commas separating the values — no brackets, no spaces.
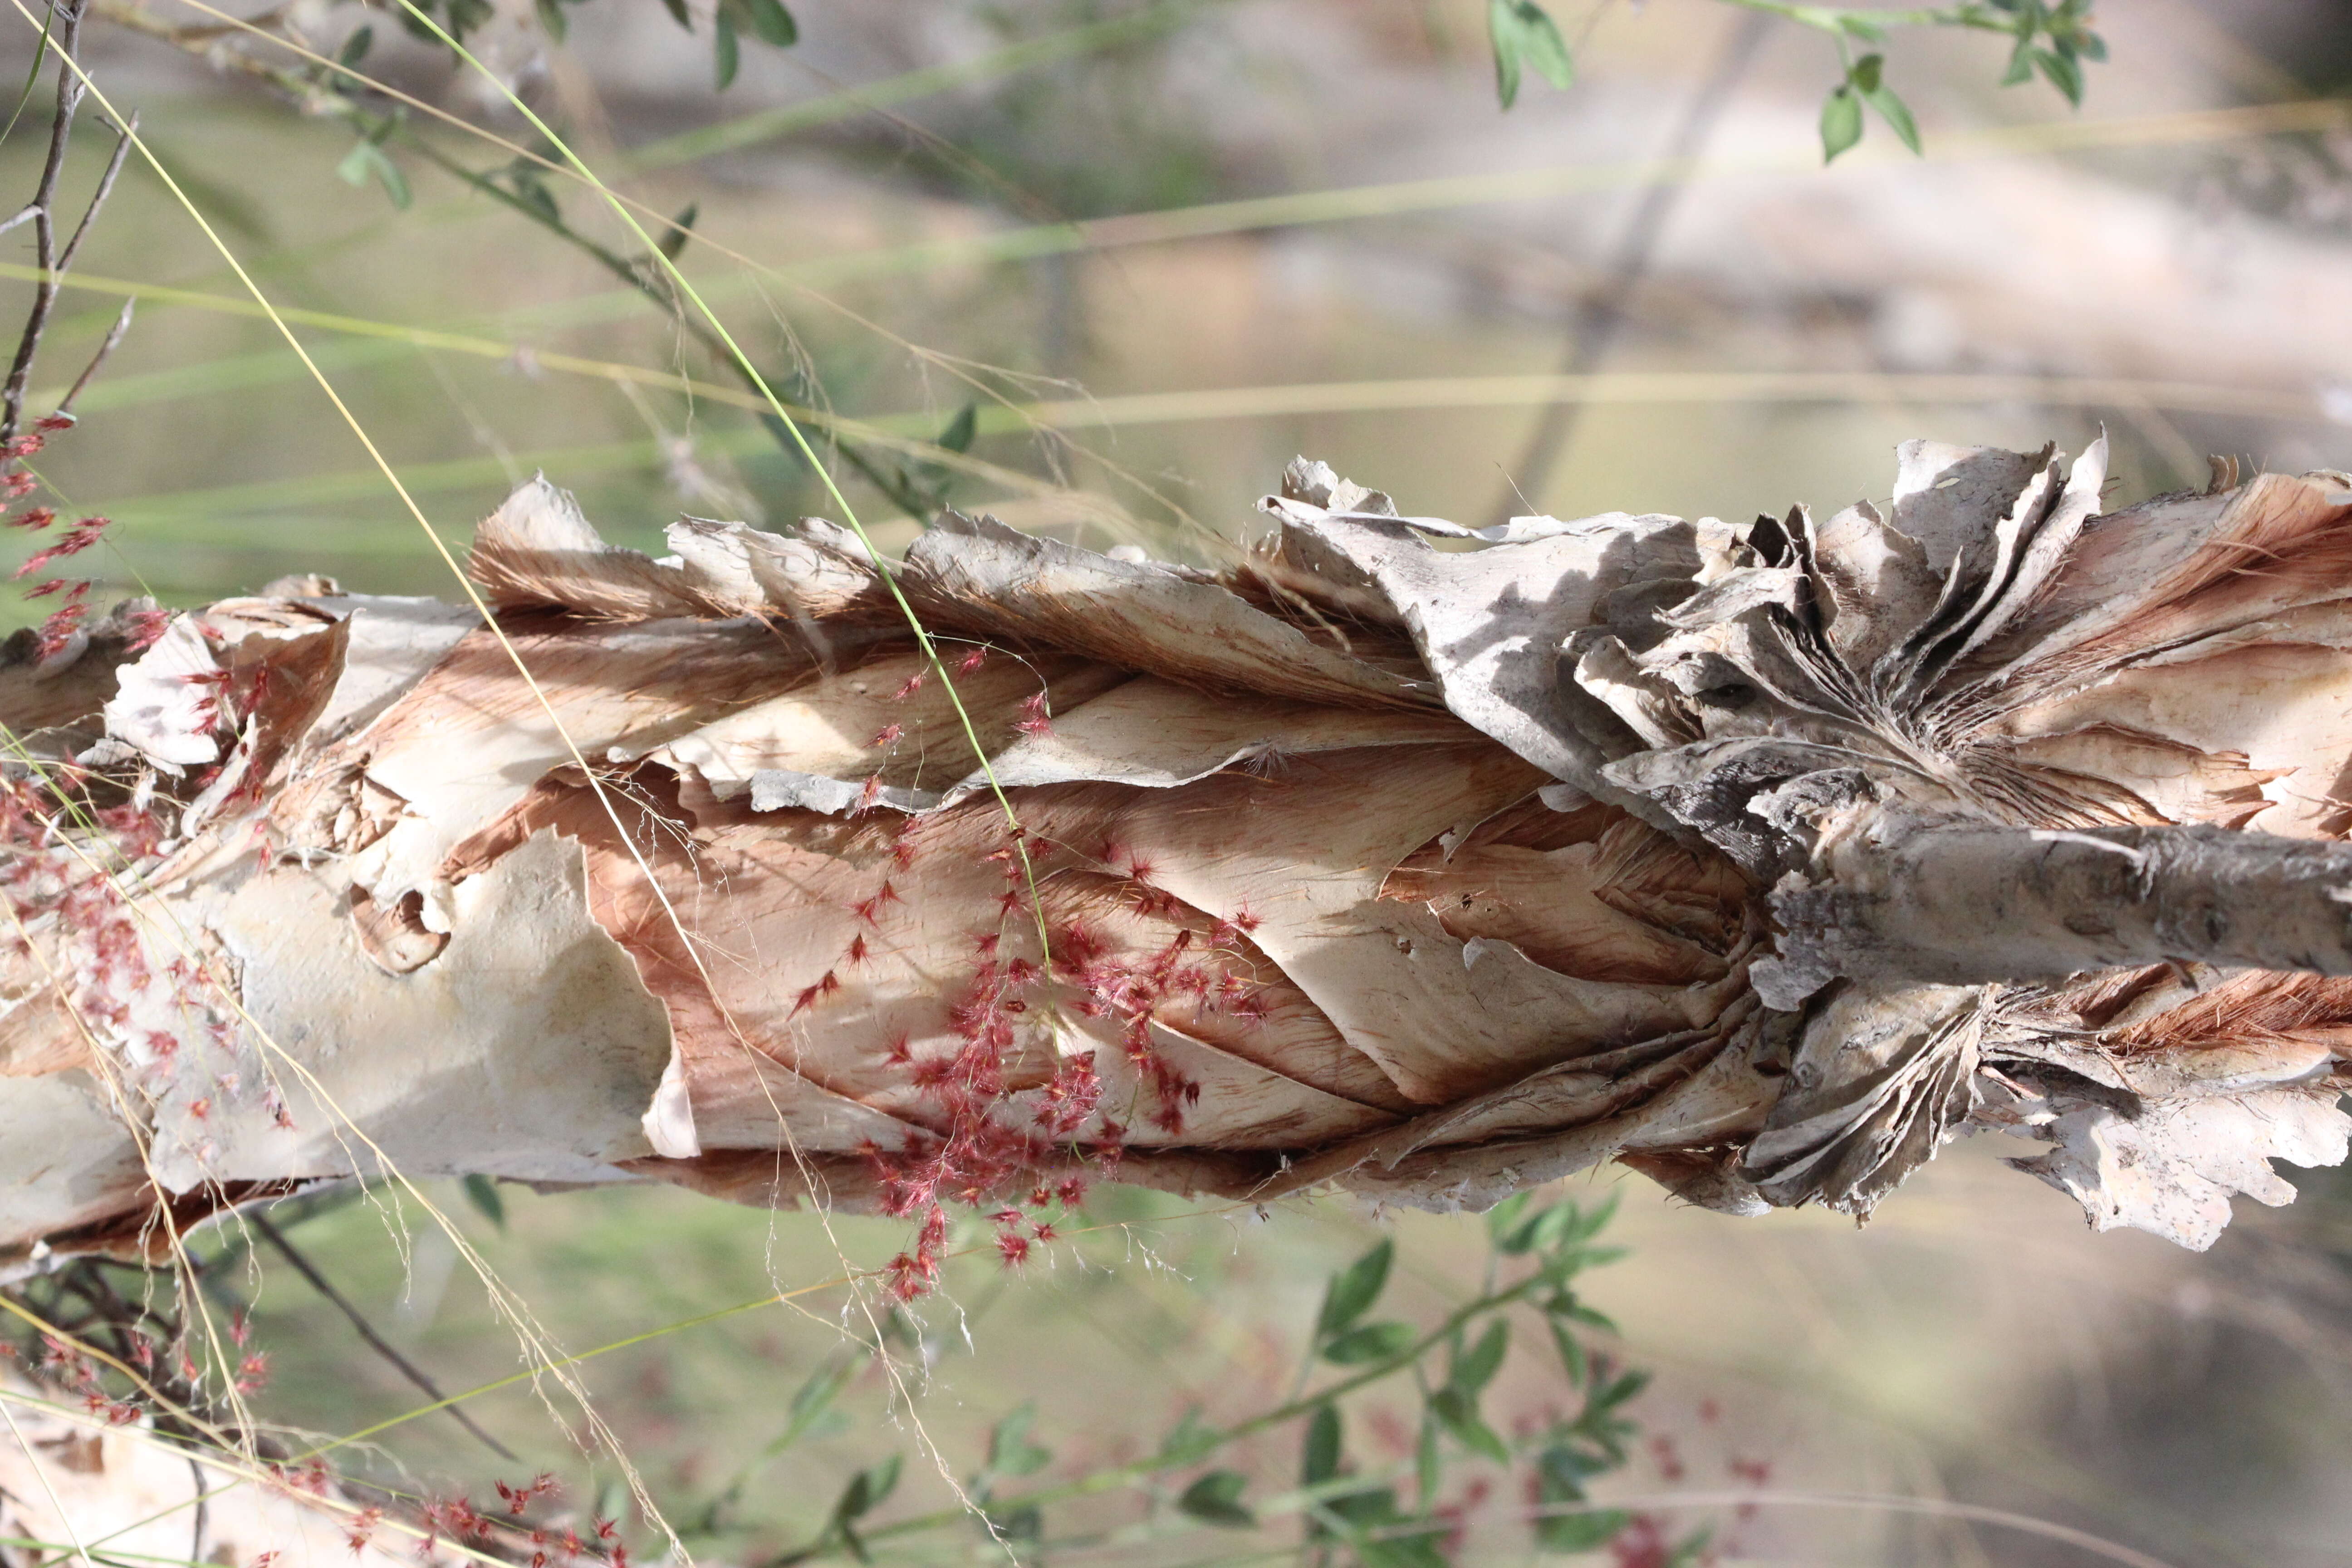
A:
1357,1518,1452,1568
0,3,60,151
1503,1203,1566,1255
460,1173,505,1229
1848,52,1883,94
1301,1403,1341,1487
1534,1445,1626,1551
1999,23,2036,84
1590,1367,1650,1414
986,1502,1043,1543
1834,15,1885,43
1176,1470,1254,1528
2075,31,2108,63
1665,1526,1714,1568
335,139,411,210
1160,1406,1218,1465
1316,1237,1393,1341
738,0,798,48
1552,1296,1617,1335
1558,1195,1617,1247
532,0,566,43
765,1358,855,1457
1535,1505,1628,1553
1450,1319,1508,1396
834,1454,901,1525
1483,1191,1533,1245
1415,1412,1440,1508
1504,1194,1614,1256
1862,82,1922,155
338,25,375,69
987,1402,1052,1478
1429,1387,1509,1464
1548,1319,1587,1388
661,0,692,27
713,7,740,89
1486,0,1573,111
1321,1320,1416,1366
1819,84,1862,164
2034,46,2084,107
657,201,698,261
1323,1485,1404,1529
936,402,978,455
506,163,561,226
450,0,494,42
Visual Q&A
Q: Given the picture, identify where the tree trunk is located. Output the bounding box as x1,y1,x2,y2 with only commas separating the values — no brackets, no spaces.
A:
5,438,2348,1276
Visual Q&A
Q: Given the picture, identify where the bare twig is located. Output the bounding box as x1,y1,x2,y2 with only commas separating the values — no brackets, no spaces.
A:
1487,10,1769,525
248,1212,521,1463
186,1455,209,1566
54,293,128,416
54,108,132,272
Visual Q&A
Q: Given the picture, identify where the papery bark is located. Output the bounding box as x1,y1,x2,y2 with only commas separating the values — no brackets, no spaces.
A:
4,444,2349,1266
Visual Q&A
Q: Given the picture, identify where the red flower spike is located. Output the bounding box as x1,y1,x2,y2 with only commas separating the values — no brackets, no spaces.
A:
123,608,172,652
869,723,903,748
893,671,927,701
6,506,54,530
956,647,988,674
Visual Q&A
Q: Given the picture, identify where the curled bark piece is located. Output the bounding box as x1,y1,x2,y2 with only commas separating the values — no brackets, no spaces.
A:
3,449,2349,1270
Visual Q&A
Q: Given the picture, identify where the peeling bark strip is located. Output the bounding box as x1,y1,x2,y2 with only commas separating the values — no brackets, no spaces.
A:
1777,817,2352,988
4,442,2349,1269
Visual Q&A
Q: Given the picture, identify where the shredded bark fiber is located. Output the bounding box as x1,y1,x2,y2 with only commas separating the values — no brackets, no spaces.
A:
5,442,2349,1268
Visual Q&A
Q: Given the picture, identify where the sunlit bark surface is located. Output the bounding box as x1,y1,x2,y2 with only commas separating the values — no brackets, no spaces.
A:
5,440,2350,1273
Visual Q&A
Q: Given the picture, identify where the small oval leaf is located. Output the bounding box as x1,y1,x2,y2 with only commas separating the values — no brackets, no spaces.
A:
1321,1320,1416,1365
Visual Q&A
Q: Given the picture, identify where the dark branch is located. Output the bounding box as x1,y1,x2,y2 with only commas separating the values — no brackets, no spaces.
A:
248,1211,521,1462
0,0,87,444
55,294,131,417
55,109,133,273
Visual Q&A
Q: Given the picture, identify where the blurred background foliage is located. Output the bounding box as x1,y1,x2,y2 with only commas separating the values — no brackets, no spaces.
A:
6,0,2352,1563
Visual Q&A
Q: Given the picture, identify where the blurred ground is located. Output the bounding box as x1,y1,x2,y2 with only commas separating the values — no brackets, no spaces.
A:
6,0,2352,1563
